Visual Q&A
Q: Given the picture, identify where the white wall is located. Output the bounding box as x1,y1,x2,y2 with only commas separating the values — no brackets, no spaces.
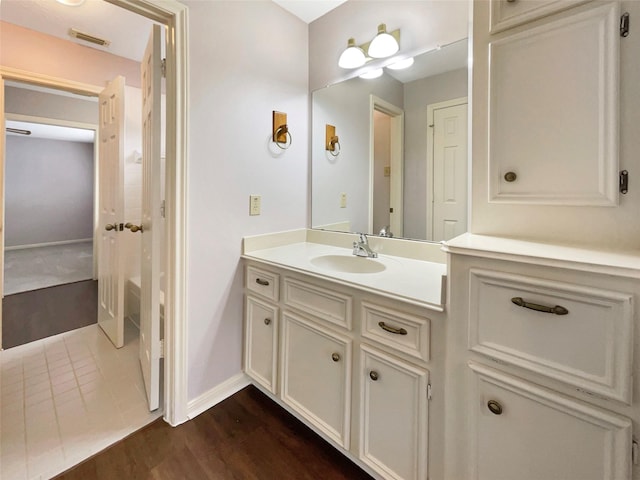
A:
5,136,94,247
403,67,467,240
4,86,97,124
184,0,308,400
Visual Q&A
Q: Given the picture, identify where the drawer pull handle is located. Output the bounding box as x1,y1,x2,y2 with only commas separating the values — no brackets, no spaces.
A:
264,318,271,326
369,371,379,381
255,278,270,286
331,353,341,362
511,297,569,315
487,400,503,415
378,321,407,335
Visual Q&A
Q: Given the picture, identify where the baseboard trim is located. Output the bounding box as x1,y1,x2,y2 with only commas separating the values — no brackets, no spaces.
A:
5,238,93,251
186,372,251,420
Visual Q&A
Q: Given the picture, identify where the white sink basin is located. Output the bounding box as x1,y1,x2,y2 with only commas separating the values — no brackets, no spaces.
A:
310,254,386,274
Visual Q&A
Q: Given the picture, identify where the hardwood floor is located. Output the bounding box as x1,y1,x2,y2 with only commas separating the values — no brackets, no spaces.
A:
2,280,97,349
55,385,374,480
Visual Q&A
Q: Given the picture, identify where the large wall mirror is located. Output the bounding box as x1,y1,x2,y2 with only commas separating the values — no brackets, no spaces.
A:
312,38,468,242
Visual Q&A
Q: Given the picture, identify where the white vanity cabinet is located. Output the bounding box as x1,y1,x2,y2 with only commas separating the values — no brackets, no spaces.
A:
443,234,639,480
480,1,620,206
243,260,439,480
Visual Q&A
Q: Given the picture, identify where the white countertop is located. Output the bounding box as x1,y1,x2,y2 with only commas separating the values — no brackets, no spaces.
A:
242,242,447,311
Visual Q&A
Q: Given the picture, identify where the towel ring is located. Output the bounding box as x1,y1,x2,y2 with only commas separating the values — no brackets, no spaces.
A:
328,136,341,157
274,125,292,150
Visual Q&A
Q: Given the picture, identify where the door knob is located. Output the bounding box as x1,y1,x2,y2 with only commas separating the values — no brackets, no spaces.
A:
105,224,117,231
125,222,144,233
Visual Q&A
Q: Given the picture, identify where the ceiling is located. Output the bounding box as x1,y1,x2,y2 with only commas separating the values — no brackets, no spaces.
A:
0,0,346,64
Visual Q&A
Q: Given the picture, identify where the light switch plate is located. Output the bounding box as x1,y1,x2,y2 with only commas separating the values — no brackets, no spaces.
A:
250,195,261,215
340,193,347,208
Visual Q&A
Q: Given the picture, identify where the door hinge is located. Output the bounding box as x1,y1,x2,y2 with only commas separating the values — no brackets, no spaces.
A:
620,170,629,194
427,384,432,401
160,200,166,218
159,339,165,359
621,13,629,37
161,58,167,78
632,439,638,465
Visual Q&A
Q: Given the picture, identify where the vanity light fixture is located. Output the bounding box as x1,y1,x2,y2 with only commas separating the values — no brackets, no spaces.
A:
338,38,367,69
368,23,399,58
359,68,383,80
387,57,414,70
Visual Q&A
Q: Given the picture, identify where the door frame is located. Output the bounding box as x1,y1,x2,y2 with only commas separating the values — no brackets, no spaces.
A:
5,112,99,279
0,0,189,427
369,95,404,237
426,96,468,241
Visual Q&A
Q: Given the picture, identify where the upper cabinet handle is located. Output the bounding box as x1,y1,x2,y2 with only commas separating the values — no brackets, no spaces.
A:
378,321,407,335
255,278,270,286
511,297,569,315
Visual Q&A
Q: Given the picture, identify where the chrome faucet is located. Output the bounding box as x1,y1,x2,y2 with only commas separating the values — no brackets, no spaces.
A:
353,233,378,258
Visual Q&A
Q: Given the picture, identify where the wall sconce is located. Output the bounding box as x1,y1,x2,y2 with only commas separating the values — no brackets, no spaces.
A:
326,124,341,157
338,24,401,69
272,111,292,150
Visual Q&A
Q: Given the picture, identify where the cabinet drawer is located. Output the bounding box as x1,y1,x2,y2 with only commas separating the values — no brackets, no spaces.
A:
469,362,631,480
361,301,430,361
490,0,590,33
283,277,352,330
469,269,633,403
246,265,279,301
244,296,278,393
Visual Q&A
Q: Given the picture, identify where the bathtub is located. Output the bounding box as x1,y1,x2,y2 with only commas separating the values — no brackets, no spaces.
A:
126,275,165,327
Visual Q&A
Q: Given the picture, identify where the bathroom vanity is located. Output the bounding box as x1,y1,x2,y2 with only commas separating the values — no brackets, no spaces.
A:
242,229,447,480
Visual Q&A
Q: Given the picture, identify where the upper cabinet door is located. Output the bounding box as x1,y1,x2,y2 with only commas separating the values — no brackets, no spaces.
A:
490,0,591,33
488,2,619,206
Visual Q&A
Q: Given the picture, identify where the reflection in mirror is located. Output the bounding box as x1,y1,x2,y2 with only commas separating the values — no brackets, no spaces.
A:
312,38,468,242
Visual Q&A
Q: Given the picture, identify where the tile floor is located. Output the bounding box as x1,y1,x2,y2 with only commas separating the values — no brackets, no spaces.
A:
4,242,94,296
0,321,162,480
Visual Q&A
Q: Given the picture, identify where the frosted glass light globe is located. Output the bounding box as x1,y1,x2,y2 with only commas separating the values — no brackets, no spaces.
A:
387,57,414,70
338,38,366,69
368,24,399,59
359,68,383,80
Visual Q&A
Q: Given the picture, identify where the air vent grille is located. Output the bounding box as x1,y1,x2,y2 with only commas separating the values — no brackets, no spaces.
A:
68,28,110,47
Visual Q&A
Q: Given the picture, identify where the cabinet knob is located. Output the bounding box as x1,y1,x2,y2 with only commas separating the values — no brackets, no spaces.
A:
263,318,271,326
487,400,503,415
504,171,517,182
369,371,379,381
255,278,270,286
506,0,517,3
331,353,341,362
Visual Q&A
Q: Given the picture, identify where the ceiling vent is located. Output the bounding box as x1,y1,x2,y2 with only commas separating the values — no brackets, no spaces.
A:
68,28,110,47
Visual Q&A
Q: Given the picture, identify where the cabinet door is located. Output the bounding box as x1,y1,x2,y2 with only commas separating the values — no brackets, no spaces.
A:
244,296,278,393
469,362,631,480
488,2,619,206
280,311,352,448
490,0,590,33
360,345,429,480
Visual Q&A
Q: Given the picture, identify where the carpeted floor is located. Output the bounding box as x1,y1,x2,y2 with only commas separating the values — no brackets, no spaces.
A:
2,279,97,349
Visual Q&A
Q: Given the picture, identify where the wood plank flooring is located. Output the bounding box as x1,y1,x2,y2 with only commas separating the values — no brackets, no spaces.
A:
55,385,374,480
2,280,97,349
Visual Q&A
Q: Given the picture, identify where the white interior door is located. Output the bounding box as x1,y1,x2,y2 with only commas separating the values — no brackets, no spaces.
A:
431,101,467,242
139,24,163,412
97,76,125,348
0,78,5,348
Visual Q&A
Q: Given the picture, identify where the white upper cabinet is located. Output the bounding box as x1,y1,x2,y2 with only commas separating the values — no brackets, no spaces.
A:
488,2,620,206
490,0,591,33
